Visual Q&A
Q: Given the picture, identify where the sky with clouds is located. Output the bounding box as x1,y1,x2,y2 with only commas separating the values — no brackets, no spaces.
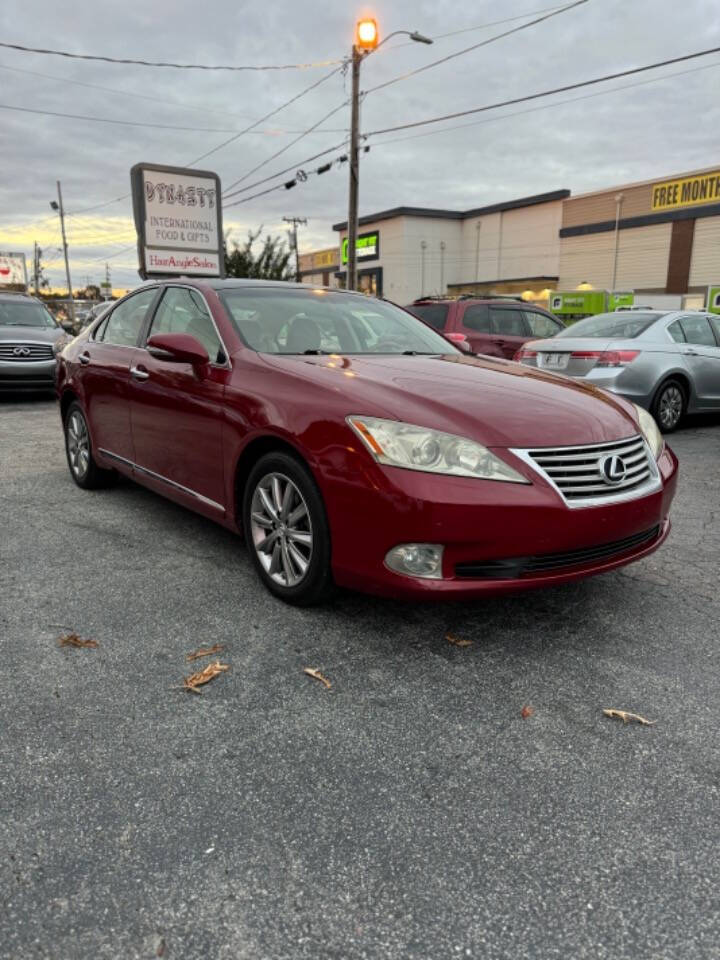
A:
1,0,719,292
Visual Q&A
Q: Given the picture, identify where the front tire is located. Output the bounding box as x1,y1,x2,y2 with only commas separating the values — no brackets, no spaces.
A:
63,401,115,489
243,452,333,606
652,379,686,433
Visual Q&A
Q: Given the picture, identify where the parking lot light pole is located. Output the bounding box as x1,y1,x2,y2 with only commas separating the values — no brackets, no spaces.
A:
347,21,432,292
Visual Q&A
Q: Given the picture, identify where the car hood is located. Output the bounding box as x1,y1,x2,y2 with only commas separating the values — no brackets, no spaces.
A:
260,352,641,447
0,325,63,343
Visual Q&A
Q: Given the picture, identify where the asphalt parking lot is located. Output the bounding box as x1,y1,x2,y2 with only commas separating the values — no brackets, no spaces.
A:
1,397,719,960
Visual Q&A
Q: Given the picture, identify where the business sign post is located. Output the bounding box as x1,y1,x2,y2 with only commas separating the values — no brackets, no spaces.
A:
0,252,29,290
130,163,225,279
707,284,720,315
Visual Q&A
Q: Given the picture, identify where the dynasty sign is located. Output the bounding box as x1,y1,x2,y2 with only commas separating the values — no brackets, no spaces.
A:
651,170,720,212
130,162,225,278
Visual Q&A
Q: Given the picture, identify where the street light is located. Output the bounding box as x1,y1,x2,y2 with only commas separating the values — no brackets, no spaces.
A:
346,21,433,292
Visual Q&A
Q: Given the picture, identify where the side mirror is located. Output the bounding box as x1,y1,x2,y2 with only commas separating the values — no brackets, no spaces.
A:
60,320,75,333
147,332,209,366
444,332,472,354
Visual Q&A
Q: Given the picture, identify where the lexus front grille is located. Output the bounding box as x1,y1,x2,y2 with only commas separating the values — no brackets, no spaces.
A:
512,435,660,506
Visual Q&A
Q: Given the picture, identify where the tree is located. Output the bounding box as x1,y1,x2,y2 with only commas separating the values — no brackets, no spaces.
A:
224,227,293,280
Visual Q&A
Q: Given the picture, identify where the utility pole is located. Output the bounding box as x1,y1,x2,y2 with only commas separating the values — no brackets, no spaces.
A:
51,180,75,321
420,240,427,298
346,42,363,292
346,22,432,292
283,216,307,283
33,241,40,296
440,240,446,295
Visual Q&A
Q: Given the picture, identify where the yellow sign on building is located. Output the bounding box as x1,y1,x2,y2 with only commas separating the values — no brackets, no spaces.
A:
651,171,720,211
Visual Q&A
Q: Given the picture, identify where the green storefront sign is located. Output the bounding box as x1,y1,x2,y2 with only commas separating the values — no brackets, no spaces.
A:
706,284,720,315
341,230,379,265
549,290,634,318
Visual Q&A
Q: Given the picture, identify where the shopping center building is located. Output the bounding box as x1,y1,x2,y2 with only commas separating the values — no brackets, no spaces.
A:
320,164,720,311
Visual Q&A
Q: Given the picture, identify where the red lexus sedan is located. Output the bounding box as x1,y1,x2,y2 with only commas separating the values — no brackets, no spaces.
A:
56,279,678,605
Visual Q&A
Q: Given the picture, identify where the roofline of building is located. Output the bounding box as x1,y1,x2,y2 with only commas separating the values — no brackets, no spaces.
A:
447,275,559,287
332,190,571,231
566,164,720,202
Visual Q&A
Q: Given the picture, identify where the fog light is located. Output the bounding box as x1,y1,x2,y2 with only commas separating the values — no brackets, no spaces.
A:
385,543,444,580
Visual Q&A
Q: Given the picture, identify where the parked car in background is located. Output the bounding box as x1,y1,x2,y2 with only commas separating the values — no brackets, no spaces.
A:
515,310,720,431
0,292,71,392
57,279,676,606
405,297,565,359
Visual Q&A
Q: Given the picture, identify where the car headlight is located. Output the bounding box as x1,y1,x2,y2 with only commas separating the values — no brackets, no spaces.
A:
53,334,72,356
347,416,529,483
633,404,663,459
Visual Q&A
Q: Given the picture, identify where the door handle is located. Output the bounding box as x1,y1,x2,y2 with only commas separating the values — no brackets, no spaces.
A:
130,365,150,382
79,352,90,365
492,338,506,344
682,349,698,356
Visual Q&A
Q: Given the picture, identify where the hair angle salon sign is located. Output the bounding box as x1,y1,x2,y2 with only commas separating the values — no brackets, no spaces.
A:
130,162,225,278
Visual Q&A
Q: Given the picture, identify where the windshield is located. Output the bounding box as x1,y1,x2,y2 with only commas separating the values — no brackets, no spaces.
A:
555,311,662,339
0,300,57,328
219,288,459,356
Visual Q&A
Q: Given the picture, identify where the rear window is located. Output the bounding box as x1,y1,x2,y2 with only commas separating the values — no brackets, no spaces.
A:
405,303,448,331
555,311,662,339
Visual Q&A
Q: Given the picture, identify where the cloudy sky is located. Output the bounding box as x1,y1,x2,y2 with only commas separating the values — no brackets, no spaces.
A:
1,0,719,292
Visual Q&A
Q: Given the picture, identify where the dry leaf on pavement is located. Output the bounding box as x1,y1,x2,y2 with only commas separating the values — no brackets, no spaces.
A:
185,643,225,662
446,633,472,647
303,668,331,689
58,633,98,649
521,705,534,719
183,661,230,694
603,708,655,726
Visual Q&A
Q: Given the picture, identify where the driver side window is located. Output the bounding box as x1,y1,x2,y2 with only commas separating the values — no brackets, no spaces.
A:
147,287,224,364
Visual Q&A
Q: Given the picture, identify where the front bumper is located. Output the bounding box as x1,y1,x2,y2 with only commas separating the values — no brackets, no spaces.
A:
0,359,57,390
323,444,678,600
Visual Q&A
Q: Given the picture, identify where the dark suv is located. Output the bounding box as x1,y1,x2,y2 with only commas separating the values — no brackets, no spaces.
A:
0,293,70,392
405,297,564,359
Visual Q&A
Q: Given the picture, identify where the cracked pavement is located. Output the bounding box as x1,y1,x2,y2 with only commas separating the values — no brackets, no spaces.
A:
1,398,719,959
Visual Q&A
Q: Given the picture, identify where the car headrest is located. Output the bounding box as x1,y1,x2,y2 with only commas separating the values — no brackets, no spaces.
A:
286,315,321,353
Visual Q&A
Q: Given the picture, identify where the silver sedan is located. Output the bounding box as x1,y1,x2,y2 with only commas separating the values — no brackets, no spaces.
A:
515,310,720,432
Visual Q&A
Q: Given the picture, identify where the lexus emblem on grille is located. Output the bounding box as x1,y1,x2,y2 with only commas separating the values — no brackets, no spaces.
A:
13,346,32,357
600,454,626,484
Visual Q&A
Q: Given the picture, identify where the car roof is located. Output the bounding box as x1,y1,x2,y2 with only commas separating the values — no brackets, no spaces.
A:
0,292,39,302
408,297,548,308
137,277,370,297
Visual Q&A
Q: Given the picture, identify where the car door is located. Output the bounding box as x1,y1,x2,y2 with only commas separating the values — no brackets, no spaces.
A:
79,287,160,465
456,303,497,356
128,285,231,514
677,314,720,407
488,306,532,359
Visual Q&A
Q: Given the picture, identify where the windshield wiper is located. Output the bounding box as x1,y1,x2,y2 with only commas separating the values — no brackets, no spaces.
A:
401,350,438,356
301,348,332,355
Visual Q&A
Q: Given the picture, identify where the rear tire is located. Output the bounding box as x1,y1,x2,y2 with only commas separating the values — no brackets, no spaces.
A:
243,451,334,606
63,401,116,489
651,379,686,433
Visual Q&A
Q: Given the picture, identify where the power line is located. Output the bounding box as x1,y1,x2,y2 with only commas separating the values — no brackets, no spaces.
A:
371,60,720,148
0,39,341,71
0,100,245,131
364,0,589,95
222,100,349,195
223,139,349,199
364,45,720,137
186,64,344,167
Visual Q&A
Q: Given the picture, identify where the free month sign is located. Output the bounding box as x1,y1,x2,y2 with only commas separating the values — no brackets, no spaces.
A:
130,163,225,278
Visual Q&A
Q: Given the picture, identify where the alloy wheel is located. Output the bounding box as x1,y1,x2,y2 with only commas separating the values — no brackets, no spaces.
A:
250,472,314,587
658,385,683,430
66,411,90,480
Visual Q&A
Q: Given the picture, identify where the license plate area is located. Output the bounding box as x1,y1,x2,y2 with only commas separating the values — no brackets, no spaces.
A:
542,352,570,370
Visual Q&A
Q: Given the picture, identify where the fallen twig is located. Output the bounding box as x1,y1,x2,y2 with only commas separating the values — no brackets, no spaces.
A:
446,633,472,647
603,708,655,726
58,632,98,649
183,661,230,694
185,643,225,662
303,667,331,689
